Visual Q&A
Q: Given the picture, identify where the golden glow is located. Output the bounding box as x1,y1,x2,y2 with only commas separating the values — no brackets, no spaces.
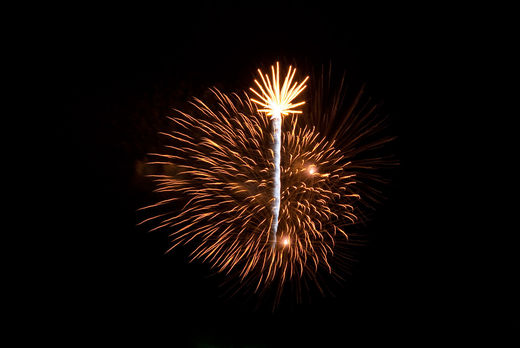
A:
308,165,317,175
282,237,290,247
249,62,309,117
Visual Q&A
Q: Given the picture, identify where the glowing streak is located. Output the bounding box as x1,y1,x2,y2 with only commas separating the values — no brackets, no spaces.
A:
250,62,308,247
272,113,281,246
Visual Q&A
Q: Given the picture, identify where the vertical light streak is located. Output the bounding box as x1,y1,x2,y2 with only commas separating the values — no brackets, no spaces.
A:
272,112,281,246
250,62,308,247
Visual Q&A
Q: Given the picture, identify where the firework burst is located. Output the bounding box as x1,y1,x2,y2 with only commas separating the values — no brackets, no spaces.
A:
139,63,396,305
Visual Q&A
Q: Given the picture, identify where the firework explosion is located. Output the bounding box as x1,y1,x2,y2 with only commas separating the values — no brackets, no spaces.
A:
139,63,395,304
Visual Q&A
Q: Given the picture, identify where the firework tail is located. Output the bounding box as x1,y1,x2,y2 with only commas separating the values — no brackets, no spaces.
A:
271,112,281,246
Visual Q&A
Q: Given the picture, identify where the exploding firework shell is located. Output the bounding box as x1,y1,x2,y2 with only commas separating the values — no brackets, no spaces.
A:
140,62,397,305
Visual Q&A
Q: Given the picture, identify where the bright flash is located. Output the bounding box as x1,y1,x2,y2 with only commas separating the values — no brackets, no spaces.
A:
308,165,317,175
249,62,309,118
282,237,290,246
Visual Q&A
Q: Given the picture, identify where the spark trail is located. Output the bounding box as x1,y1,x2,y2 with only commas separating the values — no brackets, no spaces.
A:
272,114,281,246
250,62,308,247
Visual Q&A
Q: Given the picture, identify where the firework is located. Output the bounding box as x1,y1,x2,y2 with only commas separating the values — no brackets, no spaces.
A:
139,63,395,304
249,62,309,246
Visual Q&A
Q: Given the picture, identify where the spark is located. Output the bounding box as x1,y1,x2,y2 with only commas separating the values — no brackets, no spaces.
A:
250,62,309,247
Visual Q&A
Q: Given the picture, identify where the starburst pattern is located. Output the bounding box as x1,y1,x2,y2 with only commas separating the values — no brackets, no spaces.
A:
250,62,309,117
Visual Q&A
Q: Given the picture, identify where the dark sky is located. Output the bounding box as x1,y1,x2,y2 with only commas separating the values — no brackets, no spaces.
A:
42,1,512,346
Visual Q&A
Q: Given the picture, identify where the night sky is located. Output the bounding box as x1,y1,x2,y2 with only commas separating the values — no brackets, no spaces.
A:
43,2,512,346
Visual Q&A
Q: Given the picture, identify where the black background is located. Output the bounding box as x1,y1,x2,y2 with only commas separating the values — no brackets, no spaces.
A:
37,1,512,346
